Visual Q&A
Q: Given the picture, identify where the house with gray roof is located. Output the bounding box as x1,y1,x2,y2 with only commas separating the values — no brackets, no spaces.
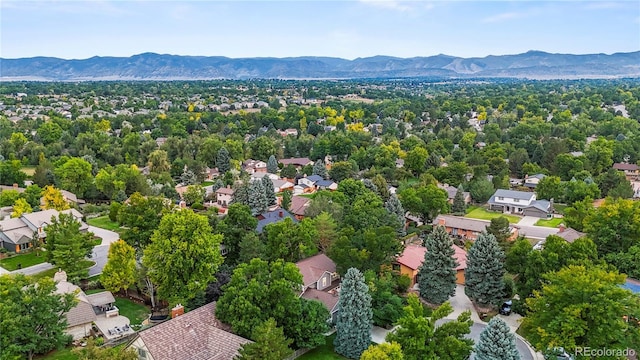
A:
0,209,87,252
256,208,297,233
488,189,553,218
524,174,546,189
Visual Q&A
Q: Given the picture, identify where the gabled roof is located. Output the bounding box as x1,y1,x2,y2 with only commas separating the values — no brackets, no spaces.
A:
555,227,586,243
303,175,323,183
396,244,467,271
136,302,251,360
434,215,492,233
86,291,116,307
295,253,336,287
437,184,470,200
256,209,297,233
289,196,311,216
216,187,234,195
530,200,551,212
613,163,639,171
315,180,336,188
279,157,313,166
302,288,339,313
491,189,535,201
54,271,97,327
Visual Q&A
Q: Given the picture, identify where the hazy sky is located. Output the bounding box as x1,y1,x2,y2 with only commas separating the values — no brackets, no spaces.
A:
1,0,639,59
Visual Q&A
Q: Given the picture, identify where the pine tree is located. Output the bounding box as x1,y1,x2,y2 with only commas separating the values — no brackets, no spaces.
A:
452,184,467,215
232,182,250,206
248,180,268,215
267,155,278,174
418,225,457,304
313,159,328,179
261,176,277,206
334,268,373,359
385,194,406,236
474,317,520,360
362,179,379,194
236,318,293,360
216,147,231,173
465,232,506,307
281,189,292,211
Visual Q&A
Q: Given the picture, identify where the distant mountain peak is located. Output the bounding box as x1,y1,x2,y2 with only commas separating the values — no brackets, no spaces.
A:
1,50,638,80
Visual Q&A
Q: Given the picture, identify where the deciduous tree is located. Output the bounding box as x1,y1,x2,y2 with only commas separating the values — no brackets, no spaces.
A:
399,184,449,223
118,193,168,252
100,240,137,295
54,157,93,196
360,342,404,360
41,185,70,211
11,198,32,218
236,318,293,360
334,268,373,359
0,275,76,360
584,198,640,255
46,213,95,282
142,209,223,306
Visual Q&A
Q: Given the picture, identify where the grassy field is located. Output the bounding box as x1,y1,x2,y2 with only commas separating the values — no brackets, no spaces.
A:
298,334,349,360
553,203,568,215
465,206,521,224
534,217,564,228
87,215,121,232
21,166,36,176
0,251,46,271
30,268,58,281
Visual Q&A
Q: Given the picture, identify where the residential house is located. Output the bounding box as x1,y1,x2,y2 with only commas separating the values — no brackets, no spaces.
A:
395,159,405,168
242,159,267,174
395,244,467,288
249,172,279,182
295,254,341,323
205,167,220,180
256,208,297,233
613,163,640,180
523,174,546,189
315,179,338,191
127,302,251,360
0,209,87,252
215,187,234,207
53,270,130,340
289,196,311,220
296,175,337,193
279,157,314,169
437,184,471,205
554,224,586,244
272,179,294,193
488,189,553,218
278,128,299,137
433,215,519,242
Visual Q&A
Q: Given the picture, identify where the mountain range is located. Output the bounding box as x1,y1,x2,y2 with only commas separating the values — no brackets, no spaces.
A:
1,51,639,81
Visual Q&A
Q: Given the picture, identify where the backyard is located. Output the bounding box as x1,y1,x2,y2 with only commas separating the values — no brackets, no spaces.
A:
86,289,150,326
0,251,46,271
298,334,348,360
464,206,521,224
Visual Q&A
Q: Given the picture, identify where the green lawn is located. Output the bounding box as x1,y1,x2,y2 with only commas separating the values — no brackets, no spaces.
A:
36,347,78,360
29,268,58,281
298,334,349,360
534,217,564,228
465,207,521,224
553,203,568,215
87,216,125,237
0,251,46,271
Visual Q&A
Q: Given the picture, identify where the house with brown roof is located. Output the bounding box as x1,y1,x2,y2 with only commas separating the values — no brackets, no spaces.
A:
295,254,341,323
289,196,311,220
613,162,640,179
395,244,467,288
554,224,586,243
433,215,519,242
279,157,314,168
127,302,250,360
215,187,234,207
242,159,267,174
437,184,471,205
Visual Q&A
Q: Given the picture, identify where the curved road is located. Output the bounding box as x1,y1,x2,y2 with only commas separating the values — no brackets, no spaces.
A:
87,225,120,277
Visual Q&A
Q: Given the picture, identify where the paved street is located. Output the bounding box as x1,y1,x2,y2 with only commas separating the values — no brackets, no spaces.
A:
12,262,54,275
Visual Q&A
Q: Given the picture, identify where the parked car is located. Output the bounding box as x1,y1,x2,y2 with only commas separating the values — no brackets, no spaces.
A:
544,347,574,360
499,300,512,315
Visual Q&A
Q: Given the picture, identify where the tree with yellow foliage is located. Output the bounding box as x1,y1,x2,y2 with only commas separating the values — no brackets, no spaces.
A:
11,198,32,218
101,240,137,295
41,185,69,211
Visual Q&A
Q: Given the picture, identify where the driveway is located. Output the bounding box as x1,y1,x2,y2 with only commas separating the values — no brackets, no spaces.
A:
87,226,120,277
517,216,540,227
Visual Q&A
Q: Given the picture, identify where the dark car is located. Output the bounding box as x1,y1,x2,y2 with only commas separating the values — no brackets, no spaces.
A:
499,300,512,316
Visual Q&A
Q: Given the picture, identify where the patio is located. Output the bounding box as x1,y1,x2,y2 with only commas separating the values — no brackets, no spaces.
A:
93,313,135,341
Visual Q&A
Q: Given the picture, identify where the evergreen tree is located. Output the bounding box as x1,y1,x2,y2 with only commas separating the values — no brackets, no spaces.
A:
385,193,406,236
362,179,379,194
313,159,328,179
261,176,277,206
180,168,197,185
474,317,520,360
465,232,506,307
334,268,373,359
452,184,467,215
232,182,250,206
46,213,94,282
418,225,457,304
216,147,231,173
267,155,278,174
248,180,268,215
281,189,292,211
236,318,293,360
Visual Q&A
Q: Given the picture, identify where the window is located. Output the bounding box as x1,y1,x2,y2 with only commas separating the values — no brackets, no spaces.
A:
498,197,504,200
138,348,147,359
321,276,328,288
514,198,520,203
392,263,400,272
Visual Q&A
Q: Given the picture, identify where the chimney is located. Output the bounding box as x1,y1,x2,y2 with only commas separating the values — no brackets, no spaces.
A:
279,211,284,218
438,218,446,226
12,183,18,189
171,304,184,319
558,223,566,233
